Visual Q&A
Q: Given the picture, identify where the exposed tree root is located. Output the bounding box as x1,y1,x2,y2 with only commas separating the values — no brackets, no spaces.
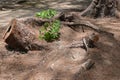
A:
61,21,100,32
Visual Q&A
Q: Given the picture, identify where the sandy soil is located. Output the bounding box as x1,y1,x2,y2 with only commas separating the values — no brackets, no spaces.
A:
0,0,120,80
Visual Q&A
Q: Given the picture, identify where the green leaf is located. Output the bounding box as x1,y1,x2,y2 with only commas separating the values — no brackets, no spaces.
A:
37,9,60,42
35,9,57,19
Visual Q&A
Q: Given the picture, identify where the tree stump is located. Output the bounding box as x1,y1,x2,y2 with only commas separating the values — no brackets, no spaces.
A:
3,19,46,51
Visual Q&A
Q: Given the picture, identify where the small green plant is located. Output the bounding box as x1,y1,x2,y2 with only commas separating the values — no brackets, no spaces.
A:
36,9,60,42
39,20,60,42
36,9,57,19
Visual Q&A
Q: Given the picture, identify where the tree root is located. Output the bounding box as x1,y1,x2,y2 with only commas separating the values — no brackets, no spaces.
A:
61,21,100,32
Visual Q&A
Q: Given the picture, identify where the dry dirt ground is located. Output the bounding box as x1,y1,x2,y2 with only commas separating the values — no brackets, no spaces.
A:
0,0,120,80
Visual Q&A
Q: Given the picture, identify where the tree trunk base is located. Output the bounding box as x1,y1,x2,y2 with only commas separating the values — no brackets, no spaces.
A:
80,0,120,18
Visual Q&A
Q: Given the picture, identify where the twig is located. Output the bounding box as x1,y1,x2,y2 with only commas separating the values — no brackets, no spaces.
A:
82,38,88,51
